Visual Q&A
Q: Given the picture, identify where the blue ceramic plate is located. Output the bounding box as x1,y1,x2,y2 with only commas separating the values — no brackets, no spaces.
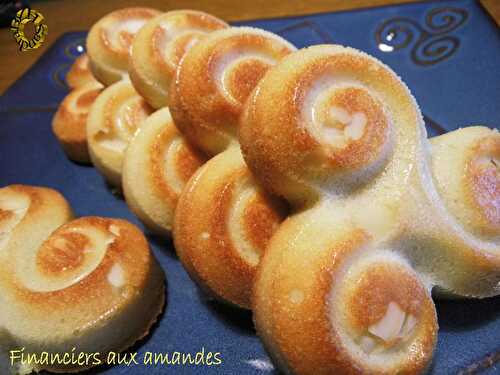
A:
0,0,499,374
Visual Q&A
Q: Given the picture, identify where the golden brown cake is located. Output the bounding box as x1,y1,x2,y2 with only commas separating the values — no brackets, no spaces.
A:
86,8,161,86
60,7,161,166
87,80,154,187
419,126,500,296
239,45,499,374
122,9,228,234
169,27,296,156
430,126,499,241
52,81,104,163
122,108,205,235
129,10,228,109
0,185,165,374
66,54,98,89
174,146,287,307
254,220,437,375
171,27,295,308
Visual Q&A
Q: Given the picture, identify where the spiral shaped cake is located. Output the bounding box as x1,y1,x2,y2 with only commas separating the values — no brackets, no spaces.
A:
411,125,500,297
254,215,437,374
240,45,404,205
175,146,287,307
87,80,154,187
169,26,296,156
129,10,228,109
122,108,205,235
56,53,102,164
239,45,499,374
171,27,295,308
52,81,104,163
0,185,165,373
431,127,499,240
86,7,161,86
59,7,161,166
66,54,98,89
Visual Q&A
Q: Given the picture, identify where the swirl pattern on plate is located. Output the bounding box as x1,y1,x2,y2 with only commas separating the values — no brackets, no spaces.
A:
52,81,104,163
240,45,499,374
129,10,228,109
86,7,161,86
375,6,468,66
87,80,154,187
171,27,295,308
0,185,165,373
123,108,205,235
